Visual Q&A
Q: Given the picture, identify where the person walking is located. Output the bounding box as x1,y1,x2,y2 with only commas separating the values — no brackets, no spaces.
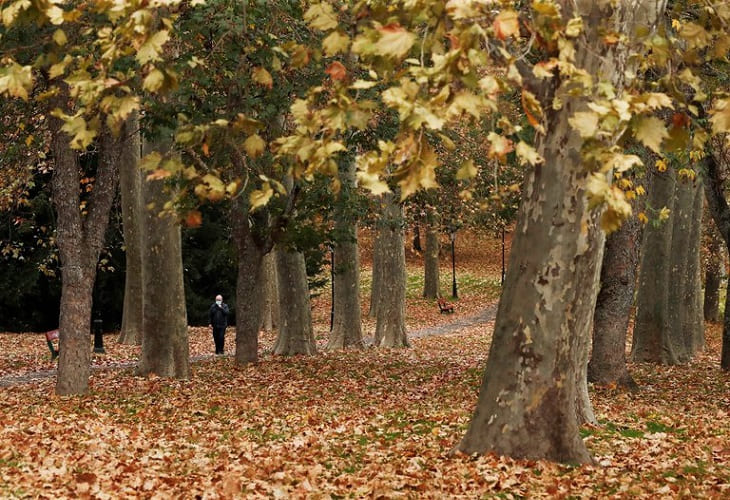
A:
209,294,229,355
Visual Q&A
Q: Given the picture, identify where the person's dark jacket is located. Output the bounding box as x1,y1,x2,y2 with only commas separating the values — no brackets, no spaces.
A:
209,303,229,328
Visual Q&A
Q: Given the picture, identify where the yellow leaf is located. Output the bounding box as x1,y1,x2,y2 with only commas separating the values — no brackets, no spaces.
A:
0,63,32,100
252,67,273,89
375,24,415,59
53,29,67,46
244,134,266,158
493,10,520,40
568,111,599,138
357,170,390,195
638,212,648,224
710,99,730,135
487,132,514,160
456,159,477,180
322,31,350,57
143,68,165,92
303,2,339,31
249,183,274,210
565,17,583,37
515,141,544,166
136,30,170,65
633,116,668,154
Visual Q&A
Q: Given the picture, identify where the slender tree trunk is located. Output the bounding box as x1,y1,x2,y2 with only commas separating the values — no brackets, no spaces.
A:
423,215,440,299
259,251,279,332
368,221,384,319
684,182,704,354
51,113,120,395
231,200,266,365
701,143,730,370
327,160,363,350
457,0,666,463
136,139,189,378
412,222,422,252
374,194,409,348
118,116,143,345
703,217,723,322
632,169,678,363
588,203,641,389
274,249,316,355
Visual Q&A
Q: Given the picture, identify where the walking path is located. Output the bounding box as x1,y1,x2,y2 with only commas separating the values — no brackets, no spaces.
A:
0,303,499,389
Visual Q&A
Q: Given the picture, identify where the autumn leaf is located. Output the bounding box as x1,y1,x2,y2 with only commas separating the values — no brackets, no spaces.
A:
184,210,203,228
244,134,266,158
568,111,599,138
493,10,520,40
633,116,668,153
456,159,477,180
303,2,339,31
136,30,170,65
374,24,415,59
252,67,273,89
325,61,347,81
322,31,350,56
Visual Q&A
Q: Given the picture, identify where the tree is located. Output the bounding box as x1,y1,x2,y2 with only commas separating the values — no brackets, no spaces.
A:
703,219,724,322
588,185,642,389
136,138,190,379
327,160,364,350
274,248,317,356
118,117,143,345
373,193,408,348
422,210,440,300
259,251,279,332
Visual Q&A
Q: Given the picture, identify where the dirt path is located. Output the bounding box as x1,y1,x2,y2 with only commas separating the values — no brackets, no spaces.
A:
0,303,499,389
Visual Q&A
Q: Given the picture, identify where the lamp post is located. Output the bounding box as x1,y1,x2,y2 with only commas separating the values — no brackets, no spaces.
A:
450,231,458,299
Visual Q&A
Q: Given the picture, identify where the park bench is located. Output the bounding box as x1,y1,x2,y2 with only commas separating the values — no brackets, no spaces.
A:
45,329,59,360
437,297,455,314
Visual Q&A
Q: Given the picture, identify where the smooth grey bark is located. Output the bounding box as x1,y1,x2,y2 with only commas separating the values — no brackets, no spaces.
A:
51,110,120,395
701,144,730,370
231,202,267,365
423,215,441,299
374,193,409,348
684,183,704,355
588,197,641,390
274,249,316,355
632,168,678,363
136,138,189,379
327,161,363,350
704,220,723,322
259,251,279,332
118,116,143,345
457,0,666,463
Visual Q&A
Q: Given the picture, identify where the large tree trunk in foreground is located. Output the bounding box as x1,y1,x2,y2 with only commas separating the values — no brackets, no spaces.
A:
118,117,144,345
701,143,730,370
327,161,363,350
588,200,641,389
52,117,120,395
457,0,665,464
136,139,189,378
259,251,279,332
274,249,316,355
374,194,409,348
704,220,724,322
423,215,440,299
232,202,266,365
632,169,678,363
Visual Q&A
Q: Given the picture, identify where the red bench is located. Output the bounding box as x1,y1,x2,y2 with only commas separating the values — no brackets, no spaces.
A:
45,329,59,360
437,298,455,314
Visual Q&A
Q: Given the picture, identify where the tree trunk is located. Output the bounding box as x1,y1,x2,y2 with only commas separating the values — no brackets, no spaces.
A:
51,114,120,396
632,169,678,363
703,217,723,322
423,215,440,299
374,194,409,348
274,249,316,355
259,251,279,332
231,200,266,365
457,0,666,463
136,138,189,379
118,116,144,345
700,144,730,370
588,201,641,389
684,182,704,354
368,221,384,319
327,160,363,350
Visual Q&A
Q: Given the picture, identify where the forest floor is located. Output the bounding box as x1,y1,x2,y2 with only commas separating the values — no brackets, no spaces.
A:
1,231,729,497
